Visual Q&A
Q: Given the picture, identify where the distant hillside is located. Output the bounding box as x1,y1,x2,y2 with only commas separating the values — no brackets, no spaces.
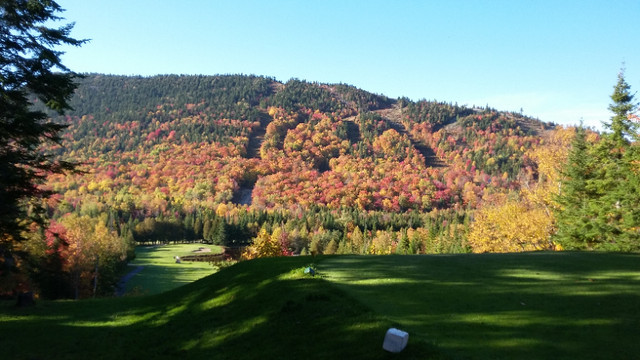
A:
41,73,552,249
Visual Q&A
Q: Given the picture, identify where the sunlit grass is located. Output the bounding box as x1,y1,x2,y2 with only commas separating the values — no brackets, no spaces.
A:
123,244,223,295
321,252,640,359
2,257,440,359
1,252,638,359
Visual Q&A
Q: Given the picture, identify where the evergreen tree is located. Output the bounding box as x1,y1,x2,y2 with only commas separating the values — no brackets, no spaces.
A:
397,229,410,254
1,1,86,250
593,69,639,250
193,216,203,238
555,125,595,248
336,238,351,254
606,69,637,145
213,220,227,246
409,230,422,254
324,238,338,255
555,70,639,251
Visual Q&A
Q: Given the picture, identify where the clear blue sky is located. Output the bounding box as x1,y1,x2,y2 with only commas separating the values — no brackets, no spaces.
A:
56,0,640,129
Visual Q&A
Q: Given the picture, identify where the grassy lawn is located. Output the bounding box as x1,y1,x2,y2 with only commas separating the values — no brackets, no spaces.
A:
1,252,639,359
124,244,224,295
320,252,640,359
0,257,437,360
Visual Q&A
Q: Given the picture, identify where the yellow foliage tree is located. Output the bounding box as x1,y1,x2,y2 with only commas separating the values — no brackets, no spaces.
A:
523,126,575,211
469,127,575,253
58,214,128,298
215,202,229,218
242,228,283,259
468,193,554,253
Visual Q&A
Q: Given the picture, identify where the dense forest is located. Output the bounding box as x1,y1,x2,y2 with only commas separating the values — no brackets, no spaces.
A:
12,73,638,299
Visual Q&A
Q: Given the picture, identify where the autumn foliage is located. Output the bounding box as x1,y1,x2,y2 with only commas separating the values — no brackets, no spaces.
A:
22,73,629,298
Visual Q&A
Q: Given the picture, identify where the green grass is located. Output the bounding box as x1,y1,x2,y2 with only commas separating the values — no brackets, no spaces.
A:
123,244,223,295
1,252,639,359
321,252,640,359
0,257,437,359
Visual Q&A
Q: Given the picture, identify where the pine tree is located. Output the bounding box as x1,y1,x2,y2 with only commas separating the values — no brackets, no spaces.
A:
555,125,595,249
610,71,639,248
397,229,410,254
594,69,639,250
336,238,351,254
324,239,338,255
606,69,637,146
1,1,86,250
555,70,639,251
193,216,203,238
202,220,212,243
212,220,227,246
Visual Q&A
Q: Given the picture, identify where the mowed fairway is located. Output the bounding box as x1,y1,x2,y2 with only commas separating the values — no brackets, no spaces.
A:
321,252,640,359
123,244,223,295
1,252,639,359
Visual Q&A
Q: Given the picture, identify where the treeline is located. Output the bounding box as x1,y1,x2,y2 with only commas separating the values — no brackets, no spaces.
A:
66,74,274,122
269,79,392,115
40,75,553,223
49,74,274,156
403,98,473,128
99,204,471,254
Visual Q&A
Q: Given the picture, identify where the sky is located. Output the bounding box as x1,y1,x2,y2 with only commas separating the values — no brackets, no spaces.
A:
54,0,640,129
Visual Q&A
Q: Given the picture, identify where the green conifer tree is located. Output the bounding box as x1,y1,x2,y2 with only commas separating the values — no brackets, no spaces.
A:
213,220,227,246
1,0,86,250
555,70,639,251
555,125,595,249
397,229,410,254
594,70,639,250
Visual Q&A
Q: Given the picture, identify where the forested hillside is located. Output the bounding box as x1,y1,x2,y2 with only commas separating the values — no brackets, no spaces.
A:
18,74,584,298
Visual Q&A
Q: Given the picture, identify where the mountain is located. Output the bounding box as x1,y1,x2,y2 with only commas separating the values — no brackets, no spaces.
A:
18,73,565,298
41,74,552,249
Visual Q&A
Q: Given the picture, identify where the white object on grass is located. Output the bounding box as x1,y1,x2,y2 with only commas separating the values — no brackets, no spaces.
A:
382,328,409,353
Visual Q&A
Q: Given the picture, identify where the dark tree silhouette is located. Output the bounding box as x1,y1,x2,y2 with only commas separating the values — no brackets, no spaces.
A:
0,0,86,251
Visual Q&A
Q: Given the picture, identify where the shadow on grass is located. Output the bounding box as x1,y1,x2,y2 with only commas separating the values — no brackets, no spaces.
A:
6,253,636,359
321,252,640,360
0,257,444,360
124,264,217,295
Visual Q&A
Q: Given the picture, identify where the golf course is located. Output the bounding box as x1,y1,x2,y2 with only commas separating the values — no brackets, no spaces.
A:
120,244,225,295
1,249,639,359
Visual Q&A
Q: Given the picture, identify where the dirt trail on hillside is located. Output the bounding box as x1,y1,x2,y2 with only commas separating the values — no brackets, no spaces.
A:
233,111,272,206
374,104,445,168
342,115,362,144
245,111,271,159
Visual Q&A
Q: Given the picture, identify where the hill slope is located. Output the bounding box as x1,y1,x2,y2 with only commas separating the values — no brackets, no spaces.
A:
2,253,639,359
45,74,549,217
22,74,567,299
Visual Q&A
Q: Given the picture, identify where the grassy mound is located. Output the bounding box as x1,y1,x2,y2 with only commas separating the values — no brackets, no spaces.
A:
0,257,439,359
2,252,639,359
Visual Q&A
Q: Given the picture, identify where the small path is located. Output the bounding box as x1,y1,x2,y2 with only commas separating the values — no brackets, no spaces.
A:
234,111,271,206
374,105,445,168
115,265,144,297
342,116,361,144
245,111,271,159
